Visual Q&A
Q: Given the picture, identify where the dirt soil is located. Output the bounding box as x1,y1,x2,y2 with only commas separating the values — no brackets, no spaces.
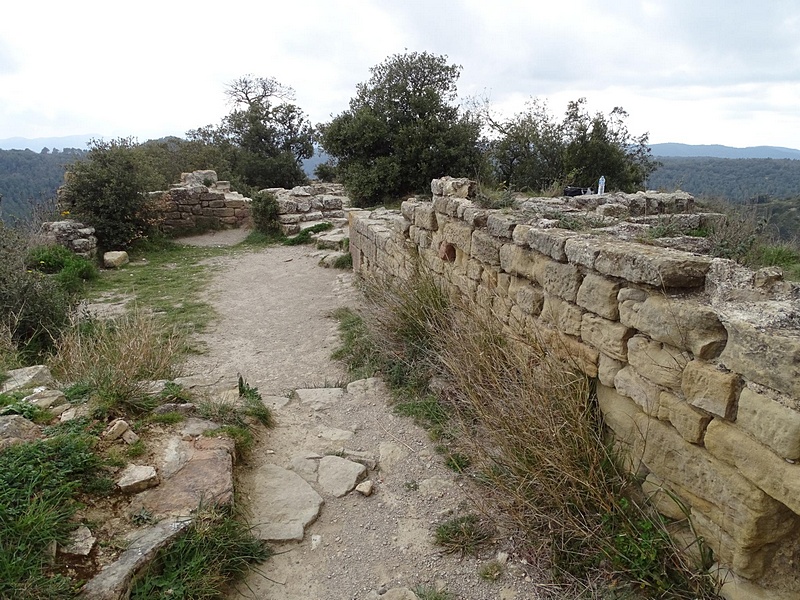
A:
177,234,548,600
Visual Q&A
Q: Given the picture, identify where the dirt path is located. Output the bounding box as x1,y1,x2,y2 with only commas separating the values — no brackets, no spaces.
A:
178,237,542,600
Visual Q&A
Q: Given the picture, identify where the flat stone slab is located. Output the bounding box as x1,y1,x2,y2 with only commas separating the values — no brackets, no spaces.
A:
117,465,159,494
295,387,345,411
130,437,234,518
61,525,96,557
1,365,53,393
80,517,192,600
318,456,367,497
23,388,65,409
248,464,324,541
0,415,41,449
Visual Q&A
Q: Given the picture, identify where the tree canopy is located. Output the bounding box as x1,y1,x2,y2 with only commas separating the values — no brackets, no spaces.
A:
319,51,484,206
188,75,313,192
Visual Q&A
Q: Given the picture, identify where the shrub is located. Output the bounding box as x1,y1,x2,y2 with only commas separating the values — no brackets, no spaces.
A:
1,227,73,359
250,190,282,237
27,244,98,295
50,310,184,415
59,138,161,250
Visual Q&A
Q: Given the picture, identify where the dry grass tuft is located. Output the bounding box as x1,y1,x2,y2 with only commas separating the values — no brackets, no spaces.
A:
50,309,184,413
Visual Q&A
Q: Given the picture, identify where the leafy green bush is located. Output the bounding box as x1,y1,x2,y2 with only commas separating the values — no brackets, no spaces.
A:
1,228,73,359
250,190,282,237
59,138,161,250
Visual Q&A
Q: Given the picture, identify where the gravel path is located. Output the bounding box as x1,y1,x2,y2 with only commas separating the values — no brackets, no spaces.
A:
177,236,545,600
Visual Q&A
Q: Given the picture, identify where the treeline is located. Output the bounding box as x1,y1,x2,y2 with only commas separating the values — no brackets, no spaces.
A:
0,148,87,222
646,156,800,202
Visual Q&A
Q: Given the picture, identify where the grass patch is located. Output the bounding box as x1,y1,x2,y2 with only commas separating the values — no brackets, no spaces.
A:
434,515,492,557
283,222,334,246
413,586,453,600
331,307,385,380
478,560,504,581
129,507,271,600
83,241,227,333
148,411,185,425
50,310,184,416
331,252,353,270
0,392,52,423
0,433,112,599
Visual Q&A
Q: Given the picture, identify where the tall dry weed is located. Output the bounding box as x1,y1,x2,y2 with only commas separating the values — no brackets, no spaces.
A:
50,309,184,413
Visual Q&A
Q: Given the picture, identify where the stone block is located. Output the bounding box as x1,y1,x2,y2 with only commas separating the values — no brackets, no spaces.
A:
619,294,727,359
594,241,712,288
103,251,129,269
564,236,609,269
461,205,488,227
527,228,579,262
705,418,800,516
642,473,689,521
598,353,625,387
580,313,633,362
511,279,544,316
401,199,420,221
499,243,539,279
682,361,740,420
596,383,648,448
576,273,621,320
541,260,582,302
719,313,800,398
737,388,800,460
470,230,502,265
512,223,532,246
487,213,517,238
442,221,473,254
657,391,713,444
542,296,582,337
614,366,661,416
414,204,438,230
536,326,598,378
627,335,688,391
212,208,235,217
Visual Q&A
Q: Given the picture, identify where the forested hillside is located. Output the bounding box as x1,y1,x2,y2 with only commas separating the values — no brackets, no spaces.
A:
646,156,800,202
0,148,86,222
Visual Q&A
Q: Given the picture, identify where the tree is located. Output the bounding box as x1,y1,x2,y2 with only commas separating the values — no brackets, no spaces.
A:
486,98,657,193
319,51,483,206
188,76,313,191
59,138,160,250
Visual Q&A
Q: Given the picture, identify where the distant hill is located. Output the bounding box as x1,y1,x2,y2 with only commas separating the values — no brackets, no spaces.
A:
0,135,98,152
650,143,800,160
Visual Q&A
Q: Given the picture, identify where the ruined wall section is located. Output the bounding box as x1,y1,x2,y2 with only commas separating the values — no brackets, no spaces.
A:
349,177,800,596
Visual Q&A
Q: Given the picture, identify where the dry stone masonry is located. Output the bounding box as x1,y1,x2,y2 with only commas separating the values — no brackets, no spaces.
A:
348,176,800,599
267,183,348,235
39,220,98,257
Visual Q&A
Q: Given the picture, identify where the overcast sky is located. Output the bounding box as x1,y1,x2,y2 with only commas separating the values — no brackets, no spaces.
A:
2,0,799,149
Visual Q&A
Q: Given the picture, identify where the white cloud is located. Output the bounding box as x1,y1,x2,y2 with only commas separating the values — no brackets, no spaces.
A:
0,0,799,148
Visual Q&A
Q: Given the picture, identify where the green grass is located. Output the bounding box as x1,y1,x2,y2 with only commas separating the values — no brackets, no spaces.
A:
434,515,492,557
283,222,334,246
0,392,52,423
129,508,271,600
83,241,228,333
0,432,112,599
330,307,385,380
331,252,353,269
413,586,454,600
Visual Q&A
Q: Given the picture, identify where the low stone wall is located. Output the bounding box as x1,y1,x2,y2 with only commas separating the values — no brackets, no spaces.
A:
348,177,800,597
38,220,97,258
151,170,251,234
267,183,349,235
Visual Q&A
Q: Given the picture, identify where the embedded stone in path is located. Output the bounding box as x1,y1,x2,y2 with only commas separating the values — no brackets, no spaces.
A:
117,465,159,494
317,455,367,497
60,525,96,557
129,437,234,518
248,464,324,541
80,517,192,600
295,387,345,411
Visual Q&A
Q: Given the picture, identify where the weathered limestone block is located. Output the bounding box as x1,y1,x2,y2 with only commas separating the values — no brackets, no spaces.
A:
435,176,475,198
713,563,799,600
431,195,451,215
461,205,488,227
527,228,580,262
576,273,621,320
1,365,54,393
618,293,727,359
442,221,473,254
597,383,648,449
470,230,502,265
541,296,583,337
682,360,740,420
594,242,712,288
512,223,532,246
657,391,713,444
103,251,129,269
598,353,625,387
414,204,437,230
614,366,661,416
540,260,582,301
718,313,800,398
737,388,800,460
627,335,688,391
510,278,544,316
400,199,419,221
536,326,598,378
580,314,633,362
499,243,539,279
642,473,688,521
564,236,608,269
487,213,518,238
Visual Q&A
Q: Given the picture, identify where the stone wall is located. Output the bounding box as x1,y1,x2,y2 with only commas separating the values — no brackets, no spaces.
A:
151,170,251,234
267,183,349,235
38,220,97,258
348,177,800,597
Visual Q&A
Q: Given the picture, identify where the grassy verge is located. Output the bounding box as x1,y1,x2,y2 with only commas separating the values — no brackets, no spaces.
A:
331,267,715,598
